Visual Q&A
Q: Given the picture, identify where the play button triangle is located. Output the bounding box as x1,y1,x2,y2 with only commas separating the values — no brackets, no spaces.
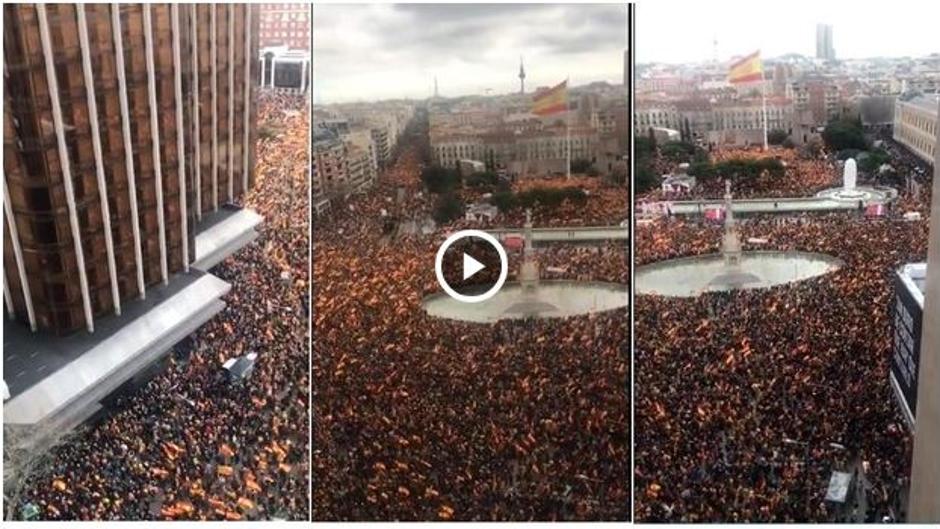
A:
463,253,485,280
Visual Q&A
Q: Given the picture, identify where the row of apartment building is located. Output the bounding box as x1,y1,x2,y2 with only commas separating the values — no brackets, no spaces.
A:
429,86,628,177
894,95,939,165
312,103,415,209
635,96,805,147
637,51,940,145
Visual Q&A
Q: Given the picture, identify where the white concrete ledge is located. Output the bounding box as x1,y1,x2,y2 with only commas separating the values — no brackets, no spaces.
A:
193,208,263,271
3,274,230,426
488,226,629,242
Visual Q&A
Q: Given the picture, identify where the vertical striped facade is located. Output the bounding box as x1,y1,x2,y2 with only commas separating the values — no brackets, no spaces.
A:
3,4,260,334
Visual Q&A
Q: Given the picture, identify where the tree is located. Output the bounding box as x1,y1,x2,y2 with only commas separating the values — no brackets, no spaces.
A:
420,166,461,194
635,136,653,158
634,163,658,193
858,148,891,174
465,171,499,189
647,127,657,152
822,116,868,152
489,186,586,213
489,190,515,212
767,129,789,145
661,141,697,164
432,192,464,224
634,135,659,194
571,158,593,173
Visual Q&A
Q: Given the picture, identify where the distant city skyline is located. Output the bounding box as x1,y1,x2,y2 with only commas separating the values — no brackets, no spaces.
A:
314,4,626,103
637,1,940,65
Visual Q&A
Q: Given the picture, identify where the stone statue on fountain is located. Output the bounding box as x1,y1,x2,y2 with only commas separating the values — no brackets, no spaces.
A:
519,208,540,293
721,180,742,267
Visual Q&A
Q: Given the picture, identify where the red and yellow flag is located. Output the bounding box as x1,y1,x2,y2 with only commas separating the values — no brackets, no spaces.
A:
728,51,762,84
532,80,568,116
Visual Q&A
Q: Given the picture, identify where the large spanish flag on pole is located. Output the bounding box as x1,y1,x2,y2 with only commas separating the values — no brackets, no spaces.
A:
728,50,769,149
728,51,763,84
532,79,568,116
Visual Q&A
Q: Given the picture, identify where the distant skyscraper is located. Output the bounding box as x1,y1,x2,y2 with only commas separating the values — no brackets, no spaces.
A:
816,24,835,61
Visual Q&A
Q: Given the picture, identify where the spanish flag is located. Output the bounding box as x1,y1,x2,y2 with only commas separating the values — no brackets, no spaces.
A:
728,51,762,84
532,79,568,116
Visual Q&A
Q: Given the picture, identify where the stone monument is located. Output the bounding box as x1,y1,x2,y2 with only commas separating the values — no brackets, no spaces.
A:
721,180,742,267
706,180,762,291
519,209,540,293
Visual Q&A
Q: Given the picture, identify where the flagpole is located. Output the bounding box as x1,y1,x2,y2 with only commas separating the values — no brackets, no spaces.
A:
761,59,768,151
566,75,571,180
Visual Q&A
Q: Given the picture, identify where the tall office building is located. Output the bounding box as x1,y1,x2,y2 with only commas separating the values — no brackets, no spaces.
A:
3,4,259,334
816,23,835,61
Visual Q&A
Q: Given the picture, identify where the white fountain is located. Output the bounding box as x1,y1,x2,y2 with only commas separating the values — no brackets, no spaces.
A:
843,158,858,193
834,158,866,199
636,180,844,297
815,157,894,203
421,208,628,322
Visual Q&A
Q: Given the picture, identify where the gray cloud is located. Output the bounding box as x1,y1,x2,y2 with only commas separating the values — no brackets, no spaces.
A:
314,3,626,103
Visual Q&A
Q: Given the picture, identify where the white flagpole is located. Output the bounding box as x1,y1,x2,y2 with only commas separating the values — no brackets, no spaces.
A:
760,55,768,151
566,76,571,179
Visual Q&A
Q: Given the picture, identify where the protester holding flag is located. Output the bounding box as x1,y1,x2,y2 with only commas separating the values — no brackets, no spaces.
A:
12,93,311,521
634,141,931,522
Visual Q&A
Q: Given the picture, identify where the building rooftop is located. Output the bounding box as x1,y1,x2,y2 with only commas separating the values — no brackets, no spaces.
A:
898,263,927,309
900,94,939,114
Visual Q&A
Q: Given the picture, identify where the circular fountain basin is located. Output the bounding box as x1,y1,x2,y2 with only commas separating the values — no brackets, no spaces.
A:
635,251,843,297
815,186,897,203
422,280,628,323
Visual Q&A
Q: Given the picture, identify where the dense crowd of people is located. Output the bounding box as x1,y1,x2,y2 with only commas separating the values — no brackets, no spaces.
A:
314,126,629,520
498,176,629,227
634,145,931,522
648,146,841,201
10,93,310,521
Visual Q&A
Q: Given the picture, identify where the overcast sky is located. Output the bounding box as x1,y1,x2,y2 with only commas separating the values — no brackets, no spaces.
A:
313,4,626,103
637,1,940,65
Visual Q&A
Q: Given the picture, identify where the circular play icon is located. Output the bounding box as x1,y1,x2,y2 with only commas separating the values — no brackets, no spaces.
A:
434,229,508,303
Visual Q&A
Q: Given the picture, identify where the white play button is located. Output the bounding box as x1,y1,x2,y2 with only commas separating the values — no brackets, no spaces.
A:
462,253,485,280
434,229,508,303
